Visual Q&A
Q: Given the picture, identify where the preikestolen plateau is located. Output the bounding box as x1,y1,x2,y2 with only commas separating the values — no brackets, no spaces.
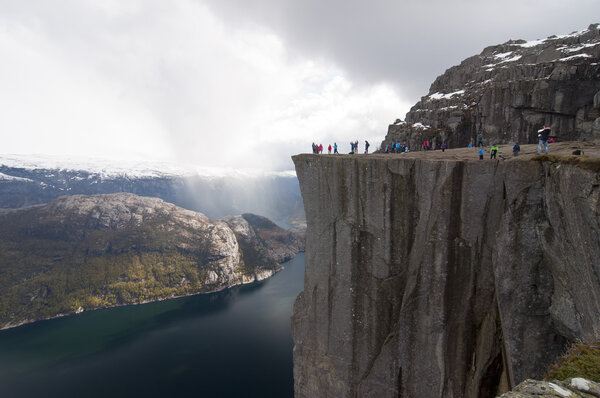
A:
1,4,600,397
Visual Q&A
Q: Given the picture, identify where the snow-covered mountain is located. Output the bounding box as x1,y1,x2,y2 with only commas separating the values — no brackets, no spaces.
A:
0,154,304,228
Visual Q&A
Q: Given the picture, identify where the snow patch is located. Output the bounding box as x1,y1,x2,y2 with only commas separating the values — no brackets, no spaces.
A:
559,42,600,53
494,51,514,59
518,39,546,48
428,90,465,100
412,122,431,129
0,172,34,182
570,378,590,391
499,55,522,64
559,54,593,62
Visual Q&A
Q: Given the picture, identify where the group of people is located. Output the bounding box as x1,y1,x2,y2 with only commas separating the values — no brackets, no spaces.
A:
384,142,410,153
312,140,371,155
350,140,370,154
475,124,553,160
311,125,555,158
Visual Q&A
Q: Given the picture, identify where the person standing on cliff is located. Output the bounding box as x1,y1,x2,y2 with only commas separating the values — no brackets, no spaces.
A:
490,144,498,159
477,134,484,147
328,144,332,154
334,142,338,154
513,142,520,157
537,125,551,155
365,140,370,154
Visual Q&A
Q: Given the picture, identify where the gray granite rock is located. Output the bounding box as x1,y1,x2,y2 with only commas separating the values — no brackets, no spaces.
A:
292,154,600,398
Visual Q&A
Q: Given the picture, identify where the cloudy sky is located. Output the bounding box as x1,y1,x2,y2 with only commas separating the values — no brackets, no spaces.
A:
0,1,598,170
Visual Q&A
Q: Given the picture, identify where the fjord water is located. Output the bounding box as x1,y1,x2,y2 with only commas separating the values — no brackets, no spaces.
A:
0,253,305,398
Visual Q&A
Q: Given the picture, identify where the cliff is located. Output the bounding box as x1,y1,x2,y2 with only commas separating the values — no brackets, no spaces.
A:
0,193,304,329
291,149,600,397
383,24,600,150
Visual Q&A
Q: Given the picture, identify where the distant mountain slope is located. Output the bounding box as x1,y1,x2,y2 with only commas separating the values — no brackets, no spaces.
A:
0,193,304,329
383,23,600,150
0,155,305,229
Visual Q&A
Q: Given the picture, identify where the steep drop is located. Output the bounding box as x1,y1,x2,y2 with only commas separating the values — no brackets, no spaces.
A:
292,152,600,398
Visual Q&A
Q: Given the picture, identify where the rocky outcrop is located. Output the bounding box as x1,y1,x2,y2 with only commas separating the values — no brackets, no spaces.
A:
0,193,304,329
383,24,600,150
291,153,600,398
498,378,600,397
224,213,306,267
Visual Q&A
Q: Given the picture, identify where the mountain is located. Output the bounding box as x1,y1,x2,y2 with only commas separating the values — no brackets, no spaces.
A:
290,24,600,398
0,193,305,330
0,155,305,229
383,23,600,150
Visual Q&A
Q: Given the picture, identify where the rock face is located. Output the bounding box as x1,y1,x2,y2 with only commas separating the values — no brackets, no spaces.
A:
383,24,600,150
291,153,600,398
0,193,304,329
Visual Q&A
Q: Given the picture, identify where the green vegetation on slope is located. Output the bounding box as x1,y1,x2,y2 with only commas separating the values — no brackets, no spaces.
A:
0,196,283,329
545,341,600,382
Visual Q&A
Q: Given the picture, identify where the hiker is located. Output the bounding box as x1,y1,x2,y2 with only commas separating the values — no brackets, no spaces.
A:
478,148,484,160
477,134,484,147
334,142,338,154
318,144,323,154
365,140,370,154
423,141,428,151
513,142,520,157
328,144,332,154
441,142,447,152
312,142,316,154
350,142,354,154
490,144,499,159
537,125,551,155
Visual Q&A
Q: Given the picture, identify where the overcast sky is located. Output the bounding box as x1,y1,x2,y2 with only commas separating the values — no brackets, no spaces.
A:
1,1,598,170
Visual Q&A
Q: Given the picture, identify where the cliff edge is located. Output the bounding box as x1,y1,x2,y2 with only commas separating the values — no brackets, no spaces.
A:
291,148,600,397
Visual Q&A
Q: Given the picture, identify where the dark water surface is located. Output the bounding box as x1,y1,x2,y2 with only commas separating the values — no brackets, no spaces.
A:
0,253,305,398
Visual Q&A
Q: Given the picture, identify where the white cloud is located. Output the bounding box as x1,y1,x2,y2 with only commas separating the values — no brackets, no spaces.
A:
0,1,410,170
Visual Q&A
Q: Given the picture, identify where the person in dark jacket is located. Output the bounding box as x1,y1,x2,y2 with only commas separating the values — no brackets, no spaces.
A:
537,125,551,155
513,142,520,157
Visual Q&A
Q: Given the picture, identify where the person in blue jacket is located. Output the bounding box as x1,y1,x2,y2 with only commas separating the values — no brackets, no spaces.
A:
478,148,484,160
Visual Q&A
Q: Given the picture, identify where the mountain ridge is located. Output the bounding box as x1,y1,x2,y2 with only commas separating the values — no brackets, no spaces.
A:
0,193,304,330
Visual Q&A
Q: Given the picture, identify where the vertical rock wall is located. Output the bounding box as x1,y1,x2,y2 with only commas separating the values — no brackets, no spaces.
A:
292,154,600,398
